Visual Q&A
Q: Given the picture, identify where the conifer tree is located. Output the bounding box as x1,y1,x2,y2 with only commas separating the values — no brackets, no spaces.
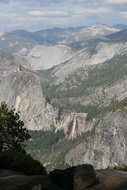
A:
0,102,30,153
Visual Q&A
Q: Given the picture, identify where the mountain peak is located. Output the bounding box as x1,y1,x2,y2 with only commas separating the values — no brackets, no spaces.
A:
80,24,120,36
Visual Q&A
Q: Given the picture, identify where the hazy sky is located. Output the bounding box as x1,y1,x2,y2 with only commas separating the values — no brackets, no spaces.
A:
1,0,127,31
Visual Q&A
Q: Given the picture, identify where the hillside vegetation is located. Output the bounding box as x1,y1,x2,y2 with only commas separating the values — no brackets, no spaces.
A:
44,54,127,99
26,96,127,171
26,129,94,171
42,54,127,118
25,52,127,171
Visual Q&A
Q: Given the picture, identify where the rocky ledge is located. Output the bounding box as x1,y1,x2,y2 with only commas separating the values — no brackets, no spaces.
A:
0,164,127,190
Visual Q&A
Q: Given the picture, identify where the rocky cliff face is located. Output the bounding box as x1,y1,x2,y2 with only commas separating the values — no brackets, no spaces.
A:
63,24,120,44
57,112,94,139
83,110,127,169
27,45,74,70
67,76,127,107
0,52,58,130
26,41,127,85
65,110,127,169
51,42,127,84
0,33,39,55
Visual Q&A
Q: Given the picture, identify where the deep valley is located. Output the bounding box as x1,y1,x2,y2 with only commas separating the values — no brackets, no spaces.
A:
0,24,127,172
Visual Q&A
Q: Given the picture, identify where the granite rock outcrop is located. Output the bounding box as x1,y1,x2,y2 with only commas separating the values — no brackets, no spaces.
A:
0,52,58,130
83,110,127,169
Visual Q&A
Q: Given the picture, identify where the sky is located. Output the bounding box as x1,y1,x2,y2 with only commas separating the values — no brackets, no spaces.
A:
1,0,127,31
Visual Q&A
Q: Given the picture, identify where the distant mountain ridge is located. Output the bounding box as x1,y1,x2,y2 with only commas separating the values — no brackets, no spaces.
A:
113,23,127,30
62,24,120,45
106,29,127,42
0,24,124,55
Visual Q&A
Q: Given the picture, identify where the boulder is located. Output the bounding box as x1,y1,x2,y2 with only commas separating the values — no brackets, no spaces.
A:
49,164,96,190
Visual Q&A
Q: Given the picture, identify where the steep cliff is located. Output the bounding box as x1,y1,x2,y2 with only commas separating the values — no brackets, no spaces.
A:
0,52,58,130
83,110,127,169
65,109,127,169
52,42,127,84
57,112,94,139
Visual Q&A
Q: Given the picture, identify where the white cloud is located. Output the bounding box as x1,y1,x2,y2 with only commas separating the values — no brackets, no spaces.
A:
28,10,70,17
0,12,17,19
121,11,127,17
106,0,127,4
74,7,110,15
0,0,127,31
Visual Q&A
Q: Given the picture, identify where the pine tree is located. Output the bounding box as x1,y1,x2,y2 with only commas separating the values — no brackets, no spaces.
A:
0,102,30,153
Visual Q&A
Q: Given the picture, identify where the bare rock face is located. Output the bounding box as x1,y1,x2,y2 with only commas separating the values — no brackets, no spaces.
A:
104,77,127,102
0,53,58,130
64,110,127,170
84,110,127,169
52,42,127,84
71,77,127,107
56,112,94,139
27,45,74,70
65,143,87,167
63,24,120,44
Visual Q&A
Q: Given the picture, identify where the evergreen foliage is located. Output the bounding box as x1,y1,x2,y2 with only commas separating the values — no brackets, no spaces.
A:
26,129,64,154
44,54,127,100
113,164,127,172
0,151,46,175
26,129,93,171
42,54,127,120
26,97,127,171
0,102,30,153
